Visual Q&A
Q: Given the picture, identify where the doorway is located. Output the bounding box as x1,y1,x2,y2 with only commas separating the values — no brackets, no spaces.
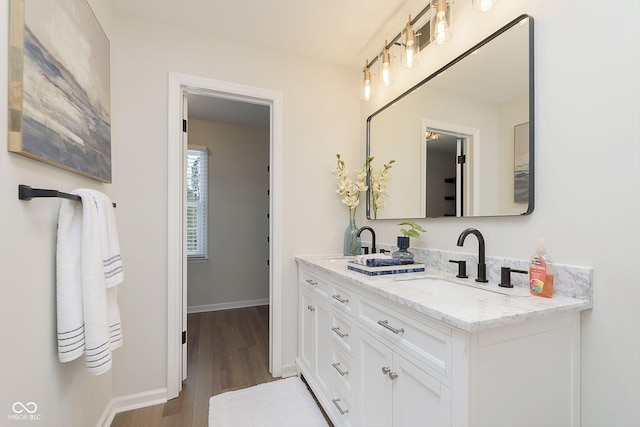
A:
167,73,284,399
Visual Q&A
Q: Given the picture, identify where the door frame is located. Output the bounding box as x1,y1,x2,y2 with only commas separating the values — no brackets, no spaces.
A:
167,72,283,399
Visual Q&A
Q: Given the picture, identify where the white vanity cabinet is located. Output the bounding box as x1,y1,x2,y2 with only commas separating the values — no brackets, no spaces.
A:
298,268,358,426
297,261,583,427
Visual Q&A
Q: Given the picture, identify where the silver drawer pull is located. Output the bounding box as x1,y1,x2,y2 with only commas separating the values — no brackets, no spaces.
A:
307,305,315,312
305,279,318,286
332,362,349,376
332,294,349,304
332,398,349,415
377,319,405,334
332,326,349,338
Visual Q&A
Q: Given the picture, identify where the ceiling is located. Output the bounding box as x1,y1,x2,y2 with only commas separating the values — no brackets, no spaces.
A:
110,0,428,68
110,0,431,125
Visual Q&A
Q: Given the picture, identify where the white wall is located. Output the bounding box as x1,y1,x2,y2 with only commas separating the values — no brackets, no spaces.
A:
110,11,361,398
0,0,115,425
361,2,640,426
187,119,269,309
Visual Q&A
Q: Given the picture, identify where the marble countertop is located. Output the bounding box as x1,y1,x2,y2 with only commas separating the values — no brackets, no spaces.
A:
296,255,593,333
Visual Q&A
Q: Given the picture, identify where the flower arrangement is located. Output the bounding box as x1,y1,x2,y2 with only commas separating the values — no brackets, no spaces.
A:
333,154,368,218
368,157,395,219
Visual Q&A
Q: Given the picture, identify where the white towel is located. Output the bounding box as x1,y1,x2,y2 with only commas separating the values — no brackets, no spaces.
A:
83,189,124,288
56,190,123,375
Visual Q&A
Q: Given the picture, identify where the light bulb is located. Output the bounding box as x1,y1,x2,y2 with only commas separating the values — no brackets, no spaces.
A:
401,15,420,68
472,0,499,12
380,40,394,86
431,0,452,45
363,82,372,101
362,60,373,101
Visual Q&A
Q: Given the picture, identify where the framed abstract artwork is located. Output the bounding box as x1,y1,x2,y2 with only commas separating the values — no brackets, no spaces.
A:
8,0,111,182
514,122,530,203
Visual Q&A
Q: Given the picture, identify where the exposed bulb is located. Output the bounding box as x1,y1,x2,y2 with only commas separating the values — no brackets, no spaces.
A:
362,60,373,101
401,15,419,68
432,0,452,45
363,79,373,101
380,40,393,87
473,0,499,12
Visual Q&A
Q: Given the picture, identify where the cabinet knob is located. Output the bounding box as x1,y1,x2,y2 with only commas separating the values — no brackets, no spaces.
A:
388,371,398,380
307,305,315,312
381,366,391,375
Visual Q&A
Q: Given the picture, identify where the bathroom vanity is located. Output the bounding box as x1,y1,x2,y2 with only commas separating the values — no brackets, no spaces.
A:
295,255,592,427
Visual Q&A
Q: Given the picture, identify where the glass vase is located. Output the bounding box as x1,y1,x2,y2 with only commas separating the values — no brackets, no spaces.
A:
343,209,361,256
392,236,415,264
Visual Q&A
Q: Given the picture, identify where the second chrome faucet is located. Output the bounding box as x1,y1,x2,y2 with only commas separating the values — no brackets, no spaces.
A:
456,228,489,283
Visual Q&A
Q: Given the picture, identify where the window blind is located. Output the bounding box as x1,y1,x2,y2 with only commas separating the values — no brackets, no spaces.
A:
187,146,208,259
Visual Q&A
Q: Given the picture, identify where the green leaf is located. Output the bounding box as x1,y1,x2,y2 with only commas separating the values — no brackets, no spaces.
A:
406,229,420,238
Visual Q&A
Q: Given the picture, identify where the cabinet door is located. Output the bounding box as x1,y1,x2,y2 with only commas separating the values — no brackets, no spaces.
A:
299,289,316,373
393,354,452,427
356,330,393,427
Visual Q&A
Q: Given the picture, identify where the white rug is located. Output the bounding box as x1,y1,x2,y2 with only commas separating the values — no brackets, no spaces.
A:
209,376,329,427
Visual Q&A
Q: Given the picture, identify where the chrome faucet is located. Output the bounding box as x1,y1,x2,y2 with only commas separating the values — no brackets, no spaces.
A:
357,226,376,254
456,228,489,283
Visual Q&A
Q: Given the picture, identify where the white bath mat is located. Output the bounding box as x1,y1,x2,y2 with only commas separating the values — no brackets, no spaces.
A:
209,376,329,427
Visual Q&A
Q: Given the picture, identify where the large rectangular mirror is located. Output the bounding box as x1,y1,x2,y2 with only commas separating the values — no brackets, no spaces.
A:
367,15,534,219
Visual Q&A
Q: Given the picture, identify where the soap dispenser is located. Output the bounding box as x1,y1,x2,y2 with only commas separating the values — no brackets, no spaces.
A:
529,239,554,298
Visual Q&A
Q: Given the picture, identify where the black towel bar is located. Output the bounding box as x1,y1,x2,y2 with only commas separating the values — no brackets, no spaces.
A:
18,185,117,208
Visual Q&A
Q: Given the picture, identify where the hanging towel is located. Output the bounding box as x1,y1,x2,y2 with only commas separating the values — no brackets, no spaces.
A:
83,189,124,288
56,190,124,375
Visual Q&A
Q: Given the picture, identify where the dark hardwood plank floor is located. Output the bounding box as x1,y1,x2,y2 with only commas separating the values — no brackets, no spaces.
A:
111,305,277,427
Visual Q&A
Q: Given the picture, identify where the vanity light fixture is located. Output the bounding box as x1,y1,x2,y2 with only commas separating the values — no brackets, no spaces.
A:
431,0,453,45
379,40,394,86
362,60,374,101
401,15,420,68
472,0,498,12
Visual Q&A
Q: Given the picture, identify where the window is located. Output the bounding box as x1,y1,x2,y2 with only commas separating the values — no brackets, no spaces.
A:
187,146,208,260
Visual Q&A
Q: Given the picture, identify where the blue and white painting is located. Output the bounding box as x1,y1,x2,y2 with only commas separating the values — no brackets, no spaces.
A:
514,122,529,203
13,0,111,182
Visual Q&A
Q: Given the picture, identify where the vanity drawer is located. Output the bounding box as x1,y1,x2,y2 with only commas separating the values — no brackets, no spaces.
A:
330,346,354,395
330,312,353,354
300,269,330,298
330,283,355,317
357,296,452,378
329,385,355,427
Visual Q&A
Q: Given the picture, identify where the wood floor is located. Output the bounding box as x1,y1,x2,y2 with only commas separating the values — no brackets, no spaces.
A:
111,305,277,427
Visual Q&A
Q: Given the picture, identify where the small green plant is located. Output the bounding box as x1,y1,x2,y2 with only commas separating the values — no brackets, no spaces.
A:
399,221,426,238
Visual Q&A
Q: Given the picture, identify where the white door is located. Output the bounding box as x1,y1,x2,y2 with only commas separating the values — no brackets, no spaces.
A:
393,354,452,427
357,330,393,427
181,93,188,381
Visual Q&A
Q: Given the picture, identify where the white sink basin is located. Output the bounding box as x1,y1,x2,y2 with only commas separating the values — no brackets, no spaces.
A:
394,277,508,301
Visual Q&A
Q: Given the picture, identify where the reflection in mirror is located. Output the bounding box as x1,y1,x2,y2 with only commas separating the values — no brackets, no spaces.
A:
367,15,533,219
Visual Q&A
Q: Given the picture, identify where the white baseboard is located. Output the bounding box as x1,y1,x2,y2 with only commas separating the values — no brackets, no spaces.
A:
280,362,298,378
96,388,167,427
187,298,269,314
